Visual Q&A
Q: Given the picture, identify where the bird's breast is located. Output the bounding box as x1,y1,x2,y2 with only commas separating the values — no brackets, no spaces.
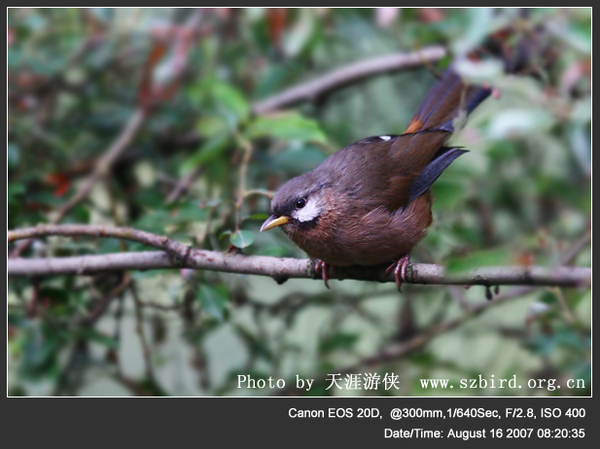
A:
283,192,434,267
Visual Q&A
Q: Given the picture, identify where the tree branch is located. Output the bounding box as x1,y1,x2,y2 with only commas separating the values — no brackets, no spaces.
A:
7,224,590,288
251,46,447,114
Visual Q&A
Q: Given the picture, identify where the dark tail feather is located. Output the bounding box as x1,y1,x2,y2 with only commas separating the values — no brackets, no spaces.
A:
405,65,491,134
407,147,468,203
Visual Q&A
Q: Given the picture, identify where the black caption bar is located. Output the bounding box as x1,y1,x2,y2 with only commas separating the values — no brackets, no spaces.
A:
8,396,593,446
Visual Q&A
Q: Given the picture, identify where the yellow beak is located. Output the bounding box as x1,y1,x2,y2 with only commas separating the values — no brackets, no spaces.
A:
260,215,290,232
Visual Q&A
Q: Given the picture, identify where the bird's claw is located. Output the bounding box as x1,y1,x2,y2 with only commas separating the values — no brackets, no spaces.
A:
386,254,411,292
314,260,331,289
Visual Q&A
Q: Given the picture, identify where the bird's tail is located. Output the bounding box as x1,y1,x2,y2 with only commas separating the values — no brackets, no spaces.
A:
404,65,491,135
405,19,554,135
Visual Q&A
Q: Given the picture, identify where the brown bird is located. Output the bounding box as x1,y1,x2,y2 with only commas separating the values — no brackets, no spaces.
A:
260,65,491,290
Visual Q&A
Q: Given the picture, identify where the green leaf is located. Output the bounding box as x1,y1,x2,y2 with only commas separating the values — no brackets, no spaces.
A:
70,203,91,224
211,81,250,123
245,112,327,143
196,115,230,138
196,284,229,321
19,323,63,378
181,133,232,171
318,332,359,354
230,230,255,248
219,230,232,241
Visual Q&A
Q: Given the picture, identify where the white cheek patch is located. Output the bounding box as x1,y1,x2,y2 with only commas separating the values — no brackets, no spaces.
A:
292,198,321,223
378,135,391,141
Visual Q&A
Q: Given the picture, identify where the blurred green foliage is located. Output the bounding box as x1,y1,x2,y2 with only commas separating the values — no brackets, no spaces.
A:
8,8,590,396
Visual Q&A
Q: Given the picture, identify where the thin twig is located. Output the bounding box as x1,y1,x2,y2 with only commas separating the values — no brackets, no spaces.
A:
561,231,591,265
73,274,131,326
550,287,577,325
243,189,274,200
165,166,203,204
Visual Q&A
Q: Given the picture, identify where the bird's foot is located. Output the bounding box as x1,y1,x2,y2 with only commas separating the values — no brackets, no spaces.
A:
314,260,334,289
386,254,411,292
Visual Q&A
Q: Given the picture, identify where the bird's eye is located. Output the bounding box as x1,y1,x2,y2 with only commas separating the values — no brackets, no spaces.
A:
295,198,307,209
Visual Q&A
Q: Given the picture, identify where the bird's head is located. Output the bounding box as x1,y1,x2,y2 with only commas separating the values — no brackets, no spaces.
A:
260,173,329,234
